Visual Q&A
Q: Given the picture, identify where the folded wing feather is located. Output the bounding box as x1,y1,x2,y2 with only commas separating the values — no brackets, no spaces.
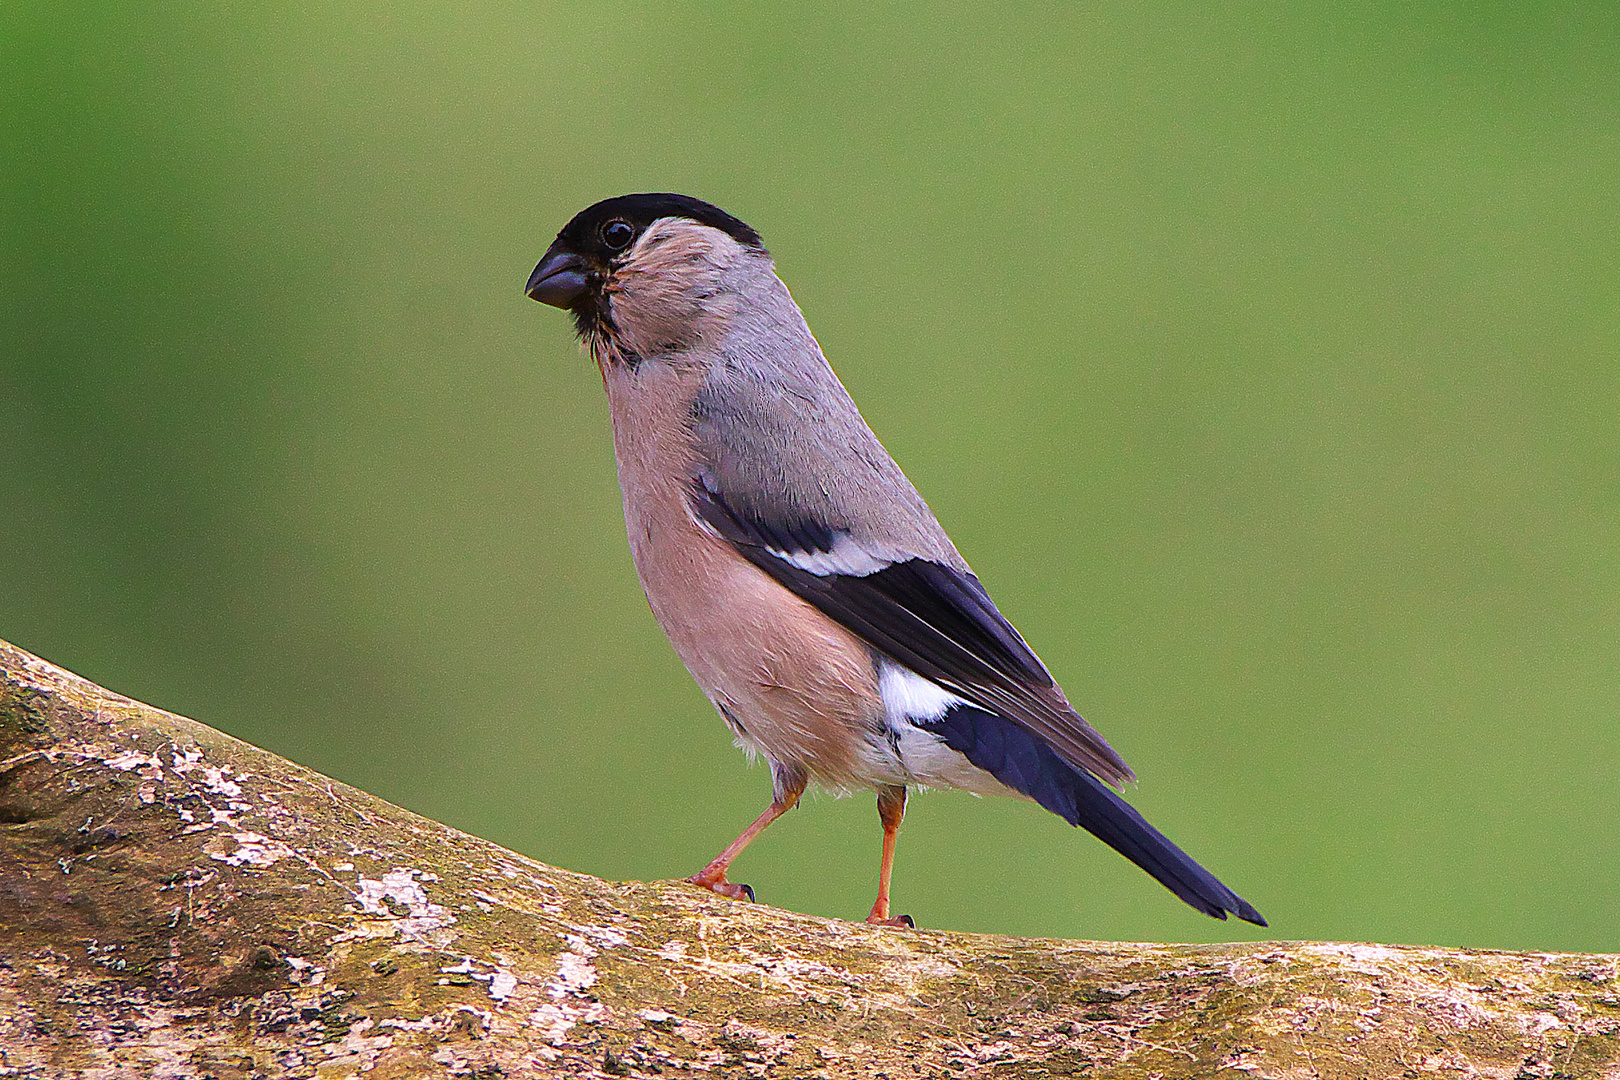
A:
688,477,1136,788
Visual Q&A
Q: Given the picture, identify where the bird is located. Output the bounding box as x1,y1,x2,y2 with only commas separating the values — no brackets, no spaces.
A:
525,193,1264,929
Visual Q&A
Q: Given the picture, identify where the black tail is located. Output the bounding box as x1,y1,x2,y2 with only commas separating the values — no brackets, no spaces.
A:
920,704,1266,926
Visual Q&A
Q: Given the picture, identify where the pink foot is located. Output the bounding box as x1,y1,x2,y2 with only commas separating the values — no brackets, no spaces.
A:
865,913,915,928
686,872,755,903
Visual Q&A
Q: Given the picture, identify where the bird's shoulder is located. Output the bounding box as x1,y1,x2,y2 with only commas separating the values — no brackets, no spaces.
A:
690,346,960,568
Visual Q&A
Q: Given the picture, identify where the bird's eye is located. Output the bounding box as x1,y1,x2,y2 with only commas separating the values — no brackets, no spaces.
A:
601,219,635,251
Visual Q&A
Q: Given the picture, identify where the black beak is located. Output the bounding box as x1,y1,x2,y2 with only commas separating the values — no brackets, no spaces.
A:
526,246,589,308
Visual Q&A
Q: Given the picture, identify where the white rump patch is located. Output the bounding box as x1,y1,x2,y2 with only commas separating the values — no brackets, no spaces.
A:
876,661,1014,798
878,662,961,721
767,532,888,577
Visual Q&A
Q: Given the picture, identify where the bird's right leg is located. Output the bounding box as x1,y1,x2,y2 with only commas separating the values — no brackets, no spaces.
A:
686,766,807,903
865,783,914,927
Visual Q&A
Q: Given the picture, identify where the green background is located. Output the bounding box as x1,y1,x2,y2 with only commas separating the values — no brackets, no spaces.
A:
4,3,1618,950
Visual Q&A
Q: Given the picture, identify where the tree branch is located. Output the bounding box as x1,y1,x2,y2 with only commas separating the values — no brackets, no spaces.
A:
2,637,1616,1078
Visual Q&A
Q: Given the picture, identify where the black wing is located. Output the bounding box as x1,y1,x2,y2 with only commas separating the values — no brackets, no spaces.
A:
690,479,1135,787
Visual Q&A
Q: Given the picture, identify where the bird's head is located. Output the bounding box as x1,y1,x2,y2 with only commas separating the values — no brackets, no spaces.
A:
527,193,768,366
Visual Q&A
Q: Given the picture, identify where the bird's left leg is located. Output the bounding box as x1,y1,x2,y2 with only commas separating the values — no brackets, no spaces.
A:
866,784,914,927
686,766,807,903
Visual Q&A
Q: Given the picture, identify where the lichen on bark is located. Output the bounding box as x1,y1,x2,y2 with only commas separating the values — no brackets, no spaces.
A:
2,637,1618,1079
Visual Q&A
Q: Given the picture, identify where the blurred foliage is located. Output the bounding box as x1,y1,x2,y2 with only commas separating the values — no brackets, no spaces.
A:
3,2,1618,949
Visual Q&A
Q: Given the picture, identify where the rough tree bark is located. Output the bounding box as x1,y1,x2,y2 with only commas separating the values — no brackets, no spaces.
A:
1,637,1616,1079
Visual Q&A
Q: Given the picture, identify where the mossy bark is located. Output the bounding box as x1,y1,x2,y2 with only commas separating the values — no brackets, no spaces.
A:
2,637,1617,1079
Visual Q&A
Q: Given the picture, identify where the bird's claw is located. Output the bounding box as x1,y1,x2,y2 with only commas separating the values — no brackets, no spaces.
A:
685,872,755,903
864,912,915,928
